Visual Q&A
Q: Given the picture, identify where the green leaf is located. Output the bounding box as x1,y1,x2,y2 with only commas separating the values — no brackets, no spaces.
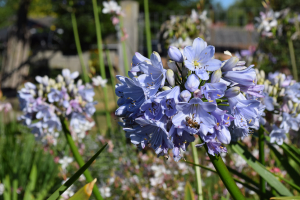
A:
268,143,300,188
47,143,107,200
69,179,97,200
231,143,293,196
3,175,11,200
280,143,300,167
270,197,300,200
184,181,195,200
24,164,37,200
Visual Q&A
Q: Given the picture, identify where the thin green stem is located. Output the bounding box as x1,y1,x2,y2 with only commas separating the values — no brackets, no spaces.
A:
144,0,152,57
119,16,130,75
70,1,89,83
203,144,245,200
105,49,117,104
191,142,203,200
92,0,111,130
258,126,266,200
288,38,298,81
60,117,103,200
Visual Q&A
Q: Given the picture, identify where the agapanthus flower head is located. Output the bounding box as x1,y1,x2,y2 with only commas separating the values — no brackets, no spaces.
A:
18,69,98,145
115,37,262,160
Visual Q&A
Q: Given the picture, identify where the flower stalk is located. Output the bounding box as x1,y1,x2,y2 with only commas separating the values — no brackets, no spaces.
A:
92,0,112,130
144,0,152,57
258,126,266,200
191,142,203,200
204,143,245,200
60,117,103,200
119,16,130,75
70,1,89,83
288,37,298,81
105,49,118,104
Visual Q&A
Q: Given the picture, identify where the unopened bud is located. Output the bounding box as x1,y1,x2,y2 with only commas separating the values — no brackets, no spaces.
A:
268,85,273,95
162,86,171,91
57,75,64,83
194,89,203,98
167,60,178,73
168,46,183,62
288,100,293,111
180,90,191,102
264,81,269,92
210,69,222,83
260,70,265,80
273,87,278,95
279,88,285,96
38,89,43,97
225,87,240,98
166,69,175,87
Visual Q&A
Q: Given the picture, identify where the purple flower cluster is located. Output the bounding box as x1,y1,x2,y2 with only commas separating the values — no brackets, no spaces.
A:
256,70,300,145
18,69,97,144
115,37,263,160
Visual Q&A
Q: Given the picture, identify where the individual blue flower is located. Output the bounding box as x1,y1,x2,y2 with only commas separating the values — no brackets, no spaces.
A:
168,46,183,63
196,140,227,156
43,115,62,133
270,125,286,145
155,86,181,117
131,52,150,75
280,112,299,133
48,89,62,103
172,98,217,135
138,52,167,88
221,57,257,89
185,74,200,92
228,93,260,134
201,82,227,102
124,116,173,156
285,83,300,103
140,97,164,120
184,38,222,79
180,90,191,102
211,108,234,144
84,102,97,117
78,87,95,102
262,92,274,111
224,86,240,98
169,125,195,161
30,122,44,137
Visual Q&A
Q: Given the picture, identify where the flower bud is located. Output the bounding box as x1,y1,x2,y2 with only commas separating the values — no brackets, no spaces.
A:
167,60,178,73
288,100,293,111
182,66,189,77
194,89,203,98
224,87,240,98
57,75,64,83
38,89,43,97
185,74,200,92
297,104,300,113
162,86,171,91
210,69,222,83
217,126,231,144
166,69,175,87
268,85,273,95
279,88,285,96
264,81,269,93
273,87,277,96
180,90,191,102
168,46,183,62
260,70,265,80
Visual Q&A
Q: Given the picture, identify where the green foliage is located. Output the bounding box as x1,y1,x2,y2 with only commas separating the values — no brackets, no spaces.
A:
0,121,61,200
184,181,195,200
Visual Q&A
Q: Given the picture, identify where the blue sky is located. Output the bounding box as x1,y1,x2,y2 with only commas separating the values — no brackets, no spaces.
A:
213,0,237,9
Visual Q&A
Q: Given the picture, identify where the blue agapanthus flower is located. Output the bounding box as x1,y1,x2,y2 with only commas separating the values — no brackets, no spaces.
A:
115,37,262,160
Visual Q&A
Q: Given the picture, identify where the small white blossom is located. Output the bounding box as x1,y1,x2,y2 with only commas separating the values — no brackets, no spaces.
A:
102,1,121,14
59,156,73,171
92,76,108,87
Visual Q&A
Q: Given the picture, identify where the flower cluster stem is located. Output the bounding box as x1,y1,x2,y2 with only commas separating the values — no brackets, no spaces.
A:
204,143,245,200
144,0,152,57
61,117,103,200
70,1,89,83
258,126,266,200
105,49,118,104
191,142,203,200
119,16,130,75
288,38,298,81
92,0,112,130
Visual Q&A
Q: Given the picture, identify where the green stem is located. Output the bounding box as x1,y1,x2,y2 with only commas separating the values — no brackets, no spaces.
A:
191,142,203,200
288,38,298,81
92,0,111,130
119,16,130,75
258,126,266,200
70,1,89,83
61,117,103,200
105,49,118,104
203,144,245,200
144,0,152,57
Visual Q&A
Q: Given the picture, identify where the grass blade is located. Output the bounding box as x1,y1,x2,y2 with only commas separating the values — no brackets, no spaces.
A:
47,143,107,200
231,143,293,196
184,181,195,200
